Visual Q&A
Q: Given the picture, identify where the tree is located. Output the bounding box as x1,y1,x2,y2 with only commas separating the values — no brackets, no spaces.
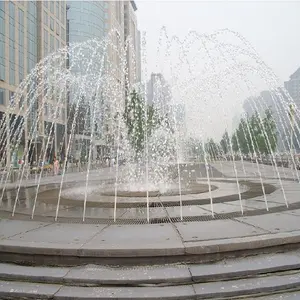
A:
220,131,230,154
123,89,160,158
205,138,219,160
261,109,277,154
231,133,239,153
186,138,204,159
232,109,277,156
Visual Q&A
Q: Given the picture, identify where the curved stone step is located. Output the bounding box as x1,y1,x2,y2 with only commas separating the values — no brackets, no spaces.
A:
1,251,300,287
1,270,300,299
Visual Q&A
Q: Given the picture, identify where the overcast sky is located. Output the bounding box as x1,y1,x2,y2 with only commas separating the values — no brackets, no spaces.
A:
136,0,300,83
135,0,300,139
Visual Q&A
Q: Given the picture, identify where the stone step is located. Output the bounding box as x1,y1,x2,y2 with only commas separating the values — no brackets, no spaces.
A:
253,292,300,299
1,270,300,299
1,251,300,287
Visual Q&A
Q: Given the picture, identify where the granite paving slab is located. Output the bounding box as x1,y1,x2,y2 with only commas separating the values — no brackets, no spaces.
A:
174,219,266,242
283,209,300,217
65,264,191,285
119,207,168,219
193,271,300,298
189,252,300,281
253,292,300,299
0,280,61,299
184,229,300,255
197,202,255,214
236,213,300,233
2,250,300,286
54,284,195,299
0,219,49,240
0,263,69,283
6,223,107,245
166,205,211,218
41,206,126,219
79,223,184,257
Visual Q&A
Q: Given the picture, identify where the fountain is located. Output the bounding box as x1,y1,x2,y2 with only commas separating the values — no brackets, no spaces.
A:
1,28,300,299
0,28,299,225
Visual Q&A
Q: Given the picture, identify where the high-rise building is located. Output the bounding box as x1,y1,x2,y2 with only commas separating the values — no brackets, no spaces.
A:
284,67,300,152
147,73,171,116
105,1,124,83
66,1,141,161
66,1,107,160
39,1,67,163
284,67,300,108
67,1,106,43
124,0,140,88
243,90,295,152
136,29,141,83
0,0,67,166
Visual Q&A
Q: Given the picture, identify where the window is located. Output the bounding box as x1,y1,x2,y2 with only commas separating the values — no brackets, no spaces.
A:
18,8,24,27
9,91,15,106
50,17,54,30
56,38,59,49
0,88,5,105
44,29,48,55
0,35,4,81
56,22,59,35
44,1,48,8
44,29,48,43
50,34,54,51
50,1,54,13
0,2,5,12
62,108,65,120
60,2,65,23
44,103,48,116
56,1,59,18
44,11,48,26
49,104,53,116
19,95,24,108
9,65,15,85
0,64,4,81
9,2,15,18
60,26,64,40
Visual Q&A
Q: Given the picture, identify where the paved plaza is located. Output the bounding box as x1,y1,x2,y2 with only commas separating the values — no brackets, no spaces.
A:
0,161,300,299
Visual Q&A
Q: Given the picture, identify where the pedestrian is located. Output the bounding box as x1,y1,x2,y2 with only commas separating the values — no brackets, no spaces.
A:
111,157,115,166
54,158,59,175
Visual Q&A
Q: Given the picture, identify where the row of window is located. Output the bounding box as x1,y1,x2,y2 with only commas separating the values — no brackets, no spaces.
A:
0,5,4,81
0,88,66,119
44,103,66,120
44,30,63,55
44,12,65,40
44,1,65,25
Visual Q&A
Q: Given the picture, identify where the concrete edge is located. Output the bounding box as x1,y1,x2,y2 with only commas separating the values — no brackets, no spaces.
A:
0,230,300,259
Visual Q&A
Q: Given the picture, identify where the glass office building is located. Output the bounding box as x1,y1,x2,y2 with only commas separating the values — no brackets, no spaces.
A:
67,1,107,161
0,1,67,166
67,1,106,43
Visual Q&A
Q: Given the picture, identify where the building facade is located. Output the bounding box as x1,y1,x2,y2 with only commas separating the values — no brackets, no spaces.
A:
0,0,67,166
243,89,298,152
124,0,140,88
284,67,300,152
284,67,300,108
147,73,172,116
66,1,107,161
66,1,141,161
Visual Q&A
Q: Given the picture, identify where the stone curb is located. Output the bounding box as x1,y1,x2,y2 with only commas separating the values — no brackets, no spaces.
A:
1,230,300,260
1,270,300,300
1,250,300,286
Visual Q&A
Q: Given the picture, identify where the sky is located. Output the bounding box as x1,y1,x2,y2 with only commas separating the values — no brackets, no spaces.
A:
136,0,300,83
135,0,300,139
